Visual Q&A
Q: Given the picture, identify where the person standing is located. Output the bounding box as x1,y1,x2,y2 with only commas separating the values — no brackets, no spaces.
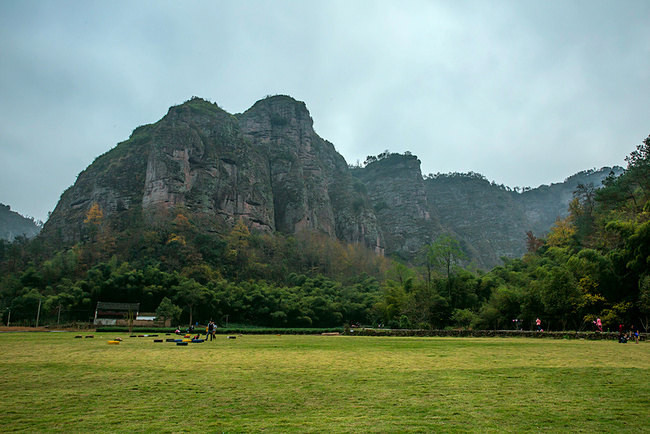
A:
596,317,602,332
536,318,542,332
207,321,214,341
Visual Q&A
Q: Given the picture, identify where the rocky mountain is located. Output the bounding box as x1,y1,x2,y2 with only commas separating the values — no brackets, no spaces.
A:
41,95,621,269
352,154,444,260
422,168,620,268
0,203,41,241
44,96,382,253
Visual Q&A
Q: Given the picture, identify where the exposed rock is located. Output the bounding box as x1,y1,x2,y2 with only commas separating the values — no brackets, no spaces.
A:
423,167,621,268
238,96,383,251
354,154,443,259
42,96,383,252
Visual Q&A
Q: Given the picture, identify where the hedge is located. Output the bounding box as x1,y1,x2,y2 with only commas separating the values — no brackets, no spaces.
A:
346,328,647,340
95,326,344,335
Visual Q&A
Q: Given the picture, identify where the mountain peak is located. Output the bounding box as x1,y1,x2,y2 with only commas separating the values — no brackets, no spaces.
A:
241,95,312,128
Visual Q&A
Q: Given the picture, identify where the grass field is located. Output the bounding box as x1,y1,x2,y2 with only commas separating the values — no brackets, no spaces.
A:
0,332,648,432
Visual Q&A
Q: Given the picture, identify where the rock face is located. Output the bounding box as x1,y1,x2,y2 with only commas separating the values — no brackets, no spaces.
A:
140,99,274,231
40,95,620,268
423,168,620,267
43,96,383,252
424,173,529,268
0,204,41,241
353,154,444,260
237,96,381,249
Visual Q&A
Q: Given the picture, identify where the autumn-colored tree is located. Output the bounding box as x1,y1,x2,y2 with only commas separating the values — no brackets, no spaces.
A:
525,231,544,253
546,217,576,247
83,203,103,244
225,220,251,278
81,202,115,263
84,203,103,226
173,213,191,232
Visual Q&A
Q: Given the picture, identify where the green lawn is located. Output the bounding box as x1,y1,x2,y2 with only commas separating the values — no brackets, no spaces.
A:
0,333,648,432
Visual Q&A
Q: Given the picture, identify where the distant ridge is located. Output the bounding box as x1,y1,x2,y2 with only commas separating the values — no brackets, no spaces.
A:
0,203,41,241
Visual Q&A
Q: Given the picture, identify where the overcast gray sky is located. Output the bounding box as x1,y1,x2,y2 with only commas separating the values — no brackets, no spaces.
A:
1,1,649,222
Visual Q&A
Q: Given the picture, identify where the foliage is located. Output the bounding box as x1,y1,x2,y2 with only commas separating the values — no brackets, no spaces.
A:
155,297,182,324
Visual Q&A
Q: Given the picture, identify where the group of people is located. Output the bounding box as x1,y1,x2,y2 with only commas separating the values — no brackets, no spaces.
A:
174,321,218,341
618,323,640,344
591,319,640,343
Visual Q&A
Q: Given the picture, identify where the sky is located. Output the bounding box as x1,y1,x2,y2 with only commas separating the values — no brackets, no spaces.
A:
1,1,649,222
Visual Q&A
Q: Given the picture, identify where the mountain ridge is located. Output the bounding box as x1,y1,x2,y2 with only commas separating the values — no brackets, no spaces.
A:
38,95,622,268
0,203,42,241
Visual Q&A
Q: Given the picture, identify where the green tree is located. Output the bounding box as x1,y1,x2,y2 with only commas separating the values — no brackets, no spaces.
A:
539,266,581,330
451,308,476,330
155,297,182,325
173,279,209,327
422,235,466,300
570,183,597,244
624,134,650,204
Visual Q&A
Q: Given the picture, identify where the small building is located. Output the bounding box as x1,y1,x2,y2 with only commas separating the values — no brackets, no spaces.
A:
94,302,140,326
136,313,170,327
93,302,170,327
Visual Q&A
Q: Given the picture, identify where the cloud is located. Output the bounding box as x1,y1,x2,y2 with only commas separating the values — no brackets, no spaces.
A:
1,0,648,220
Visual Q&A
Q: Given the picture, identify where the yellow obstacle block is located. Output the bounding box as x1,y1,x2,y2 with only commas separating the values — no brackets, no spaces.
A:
107,340,120,345
182,339,192,343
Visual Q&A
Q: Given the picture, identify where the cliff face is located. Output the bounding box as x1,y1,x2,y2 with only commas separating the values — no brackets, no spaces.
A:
424,174,528,267
41,95,618,269
140,99,274,231
422,168,620,268
354,155,444,259
42,96,383,252
236,96,383,249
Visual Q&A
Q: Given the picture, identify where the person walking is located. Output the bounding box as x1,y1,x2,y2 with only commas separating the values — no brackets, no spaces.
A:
596,317,602,332
536,317,542,332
